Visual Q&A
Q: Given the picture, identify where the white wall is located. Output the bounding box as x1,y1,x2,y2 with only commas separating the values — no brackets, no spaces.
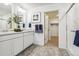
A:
59,3,79,55
67,4,79,56
59,14,67,49
27,4,71,46
49,18,59,37
59,4,72,49
50,24,59,36
27,10,44,46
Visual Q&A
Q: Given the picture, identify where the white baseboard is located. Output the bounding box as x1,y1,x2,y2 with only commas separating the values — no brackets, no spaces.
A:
66,49,74,56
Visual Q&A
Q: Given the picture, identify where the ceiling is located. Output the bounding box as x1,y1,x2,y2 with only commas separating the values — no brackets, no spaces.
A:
0,3,54,16
16,3,70,10
15,3,58,10
0,3,71,16
20,3,53,7
45,10,59,20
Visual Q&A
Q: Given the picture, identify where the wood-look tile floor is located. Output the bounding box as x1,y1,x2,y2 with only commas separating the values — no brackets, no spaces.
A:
17,39,69,56
49,36,59,47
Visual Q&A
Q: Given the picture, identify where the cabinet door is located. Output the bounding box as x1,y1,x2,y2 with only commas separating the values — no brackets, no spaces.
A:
0,40,13,56
24,32,33,49
13,37,23,55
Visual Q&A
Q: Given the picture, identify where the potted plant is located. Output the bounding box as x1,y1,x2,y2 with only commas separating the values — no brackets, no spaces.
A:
8,14,22,32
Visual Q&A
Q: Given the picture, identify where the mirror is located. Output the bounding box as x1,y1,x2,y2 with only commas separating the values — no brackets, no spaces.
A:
0,3,12,32
0,3,27,32
0,3,11,19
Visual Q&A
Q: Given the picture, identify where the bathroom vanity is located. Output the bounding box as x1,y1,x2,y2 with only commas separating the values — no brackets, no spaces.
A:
0,30,34,56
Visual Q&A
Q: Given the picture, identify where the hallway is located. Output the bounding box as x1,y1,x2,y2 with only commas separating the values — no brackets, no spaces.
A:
18,40,69,56
49,36,59,47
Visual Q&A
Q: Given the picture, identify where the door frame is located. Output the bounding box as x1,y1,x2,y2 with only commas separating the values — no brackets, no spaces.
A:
44,10,59,47
44,13,49,44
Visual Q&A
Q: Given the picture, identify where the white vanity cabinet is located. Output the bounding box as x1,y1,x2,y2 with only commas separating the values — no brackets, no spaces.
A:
0,40,13,56
23,32,34,49
0,33,24,56
0,31,34,56
13,34,23,55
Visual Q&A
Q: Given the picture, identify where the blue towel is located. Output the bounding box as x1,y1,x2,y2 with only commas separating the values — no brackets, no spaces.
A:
35,25,39,33
74,30,79,47
35,24,43,33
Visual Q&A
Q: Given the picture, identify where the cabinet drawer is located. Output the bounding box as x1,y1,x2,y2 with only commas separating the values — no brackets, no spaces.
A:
0,33,23,42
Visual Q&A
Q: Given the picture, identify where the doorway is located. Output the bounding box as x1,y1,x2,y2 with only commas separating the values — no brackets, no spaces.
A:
44,10,59,47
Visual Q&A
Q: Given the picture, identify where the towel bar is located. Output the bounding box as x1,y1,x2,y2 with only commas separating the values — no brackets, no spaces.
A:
71,30,79,32
71,30,76,32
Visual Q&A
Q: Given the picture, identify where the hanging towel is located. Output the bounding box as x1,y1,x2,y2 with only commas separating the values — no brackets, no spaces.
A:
39,24,43,33
74,30,79,47
35,24,39,33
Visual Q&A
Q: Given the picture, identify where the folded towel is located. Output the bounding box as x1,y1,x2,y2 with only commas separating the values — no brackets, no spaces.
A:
74,30,79,47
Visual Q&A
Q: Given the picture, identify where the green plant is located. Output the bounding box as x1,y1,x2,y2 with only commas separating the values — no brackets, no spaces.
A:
8,14,22,24
12,14,22,24
8,17,12,24
8,14,22,29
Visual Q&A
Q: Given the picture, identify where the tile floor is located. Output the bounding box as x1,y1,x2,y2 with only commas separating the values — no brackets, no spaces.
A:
17,39,69,56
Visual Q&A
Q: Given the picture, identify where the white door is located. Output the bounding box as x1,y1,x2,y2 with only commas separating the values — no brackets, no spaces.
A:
44,14,49,44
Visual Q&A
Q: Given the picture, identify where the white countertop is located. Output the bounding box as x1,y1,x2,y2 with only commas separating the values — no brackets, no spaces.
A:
0,29,34,36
